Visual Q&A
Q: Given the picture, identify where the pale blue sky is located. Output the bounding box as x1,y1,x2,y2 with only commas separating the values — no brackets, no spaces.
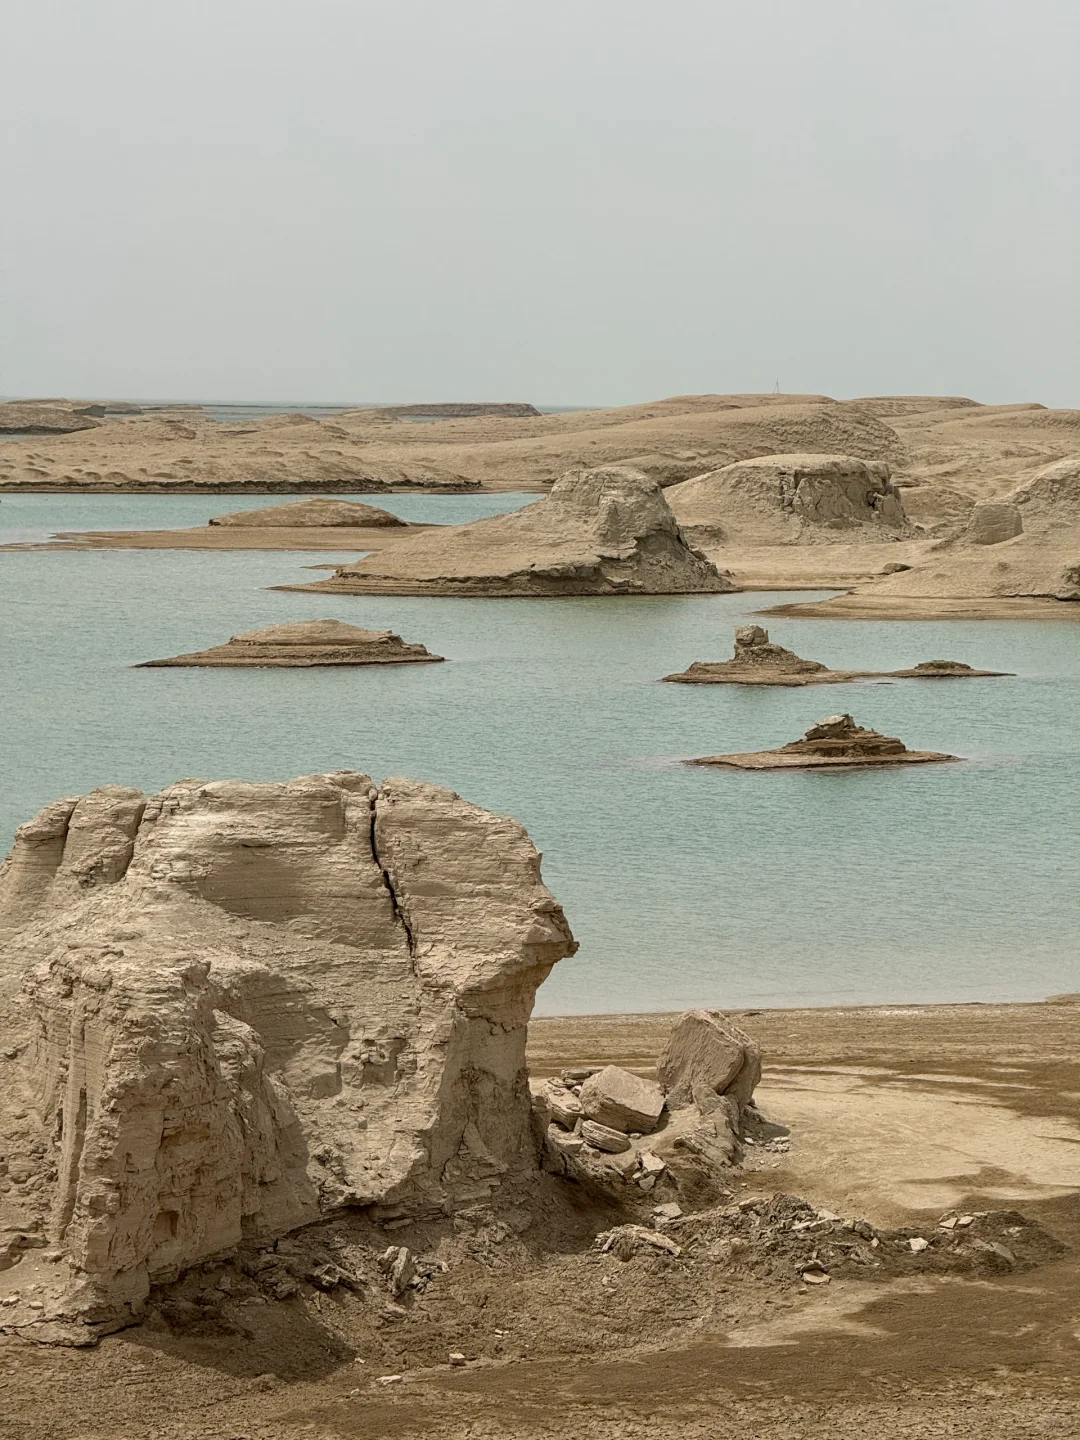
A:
2,0,1077,405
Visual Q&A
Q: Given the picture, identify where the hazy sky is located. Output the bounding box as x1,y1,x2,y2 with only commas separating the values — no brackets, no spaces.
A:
2,0,1078,406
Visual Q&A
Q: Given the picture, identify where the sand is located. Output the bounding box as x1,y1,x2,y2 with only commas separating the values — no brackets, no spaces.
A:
3,997,1078,1440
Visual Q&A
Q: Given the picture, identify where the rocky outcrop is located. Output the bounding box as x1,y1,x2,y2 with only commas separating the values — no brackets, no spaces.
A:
208,499,407,528
285,467,737,597
691,713,960,770
663,626,1009,686
138,620,444,668
666,453,910,544
963,502,1023,546
533,1012,766,1208
0,773,576,1342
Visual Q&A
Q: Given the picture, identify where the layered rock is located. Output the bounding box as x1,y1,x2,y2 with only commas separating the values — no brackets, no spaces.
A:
666,453,910,544
691,713,960,769
138,620,443,668
284,467,737,597
963,502,1023,546
663,626,1009,686
0,773,576,1342
208,499,407,528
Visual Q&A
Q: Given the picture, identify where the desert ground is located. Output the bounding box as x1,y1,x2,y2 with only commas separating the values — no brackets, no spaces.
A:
2,999,1078,1440
4,392,1080,615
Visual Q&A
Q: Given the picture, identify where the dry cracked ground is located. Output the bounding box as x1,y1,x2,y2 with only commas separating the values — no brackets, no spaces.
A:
3,1000,1079,1440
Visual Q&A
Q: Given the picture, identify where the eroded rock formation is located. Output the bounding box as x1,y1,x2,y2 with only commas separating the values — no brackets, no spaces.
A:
690,713,960,769
666,453,910,544
0,773,576,1342
284,467,737,597
663,626,1009,686
137,620,444,668
208,499,407,528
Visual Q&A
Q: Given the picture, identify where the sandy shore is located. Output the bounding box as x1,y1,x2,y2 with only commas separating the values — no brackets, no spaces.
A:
0,523,437,553
4,998,1078,1440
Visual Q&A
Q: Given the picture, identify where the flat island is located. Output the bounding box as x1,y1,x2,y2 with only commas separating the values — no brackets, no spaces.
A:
664,625,1011,686
3,497,431,553
690,712,961,770
138,619,444,668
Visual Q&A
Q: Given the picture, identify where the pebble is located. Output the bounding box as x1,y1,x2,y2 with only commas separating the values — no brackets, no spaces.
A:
449,1352,466,1366
377,1374,403,1385
909,1237,929,1253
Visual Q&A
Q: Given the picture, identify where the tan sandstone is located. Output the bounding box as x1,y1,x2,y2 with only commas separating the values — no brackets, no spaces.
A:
283,466,736,598
690,713,961,770
663,625,1009,686
137,620,444,668
0,773,576,1342
207,498,407,528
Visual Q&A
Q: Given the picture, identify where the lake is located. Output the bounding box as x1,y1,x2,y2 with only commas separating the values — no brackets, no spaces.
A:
2,490,1078,1015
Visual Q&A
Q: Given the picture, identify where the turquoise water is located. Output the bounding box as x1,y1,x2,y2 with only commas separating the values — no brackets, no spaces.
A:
2,492,1079,1015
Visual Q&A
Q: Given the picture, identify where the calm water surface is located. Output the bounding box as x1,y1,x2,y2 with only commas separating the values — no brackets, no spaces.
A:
2,492,1078,1014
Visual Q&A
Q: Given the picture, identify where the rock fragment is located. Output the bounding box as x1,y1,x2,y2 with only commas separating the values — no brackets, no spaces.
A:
579,1065,665,1135
580,1121,633,1154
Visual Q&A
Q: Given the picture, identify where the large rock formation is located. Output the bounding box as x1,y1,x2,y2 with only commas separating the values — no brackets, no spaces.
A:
666,453,910,544
138,620,444,668
0,773,576,1342
208,499,407,528
285,467,737,597
663,626,1009,686
690,713,961,770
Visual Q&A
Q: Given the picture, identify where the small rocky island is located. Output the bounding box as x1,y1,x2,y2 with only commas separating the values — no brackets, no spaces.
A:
690,712,961,770
208,497,408,528
664,625,1010,686
138,619,444,668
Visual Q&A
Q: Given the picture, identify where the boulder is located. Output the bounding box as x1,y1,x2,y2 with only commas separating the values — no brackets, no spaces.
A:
208,499,407,528
578,1065,665,1135
138,620,443,668
963,502,1023,546
285,467,738,597
0,772,576,1343
657,1011,762,1118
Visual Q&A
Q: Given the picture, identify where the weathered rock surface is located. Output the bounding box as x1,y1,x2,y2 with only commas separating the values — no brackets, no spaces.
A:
657,1010,762,1118
666,453,911,544
579,1121,633,1154
137,620,444,668
691,713,961,770
284,467,737,597
0,772,576,1342
578,1066,665,1135
663,626,1009,686
963,502,1023,546
208,499,407,528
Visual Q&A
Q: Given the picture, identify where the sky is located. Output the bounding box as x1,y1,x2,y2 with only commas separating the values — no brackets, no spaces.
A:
1,0,1078,407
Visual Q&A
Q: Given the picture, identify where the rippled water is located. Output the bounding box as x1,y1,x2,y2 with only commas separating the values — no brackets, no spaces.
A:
2,491,1079,1014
